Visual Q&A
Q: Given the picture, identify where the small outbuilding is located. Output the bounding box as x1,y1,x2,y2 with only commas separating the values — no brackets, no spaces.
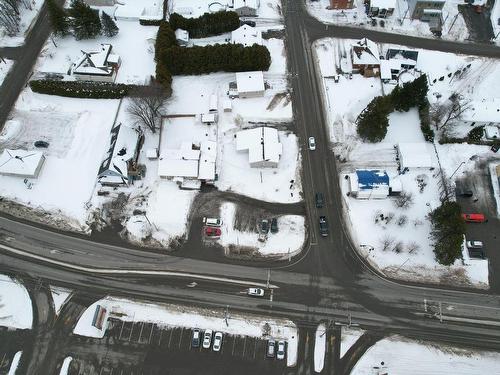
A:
484,125,499,140
236,127,282,168
236,71,265,98
0,149,45,178
231,25,263,47
396,142,433,171
175,29,189,46
223,99,233,112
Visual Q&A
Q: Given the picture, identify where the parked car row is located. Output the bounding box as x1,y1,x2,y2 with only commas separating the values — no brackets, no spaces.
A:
259,218,279,242
192,329,223,352
203,217,223,239
266,339,286,360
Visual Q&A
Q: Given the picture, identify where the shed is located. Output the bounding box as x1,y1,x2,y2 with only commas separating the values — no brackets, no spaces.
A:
484,125,499,140
397,142,433,170
223,99,232,112
236,71,265,98
201,113,217,124
209,94,218,112
0,149,45,178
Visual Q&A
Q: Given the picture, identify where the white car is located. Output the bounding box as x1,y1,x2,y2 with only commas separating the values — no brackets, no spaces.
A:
212,332,223,352
308,137,316,151
467,240,483,249
202,329,213,349
247,287,265,297
276,340,286,360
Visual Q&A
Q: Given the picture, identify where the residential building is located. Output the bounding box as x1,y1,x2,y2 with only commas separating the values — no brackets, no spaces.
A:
347,170,401,199
232,0,260,16
461,99,500,127
0,149,45,178
236,127,282,168
72,44,121,82
380,49,418,82
231,25,263,47
351,38,380,77
407,0,445,31
329,0,354,10
396,142,433,172
369,0,396,17
236,71,265,98
98,123,143,186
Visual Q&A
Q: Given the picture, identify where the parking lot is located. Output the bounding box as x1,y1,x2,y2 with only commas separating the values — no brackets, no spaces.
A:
67,319,288,375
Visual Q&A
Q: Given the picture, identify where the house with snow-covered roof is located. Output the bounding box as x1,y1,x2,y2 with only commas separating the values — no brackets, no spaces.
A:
236,127,282,168
98,123,143,186
351,38,380,77
236,71,265,98
72,44,121,82
0,149,45,178
231,25,262,47
407,0,445,32
347,170,401,199
231,0,260,16
396,143,433,172
461,99,500,128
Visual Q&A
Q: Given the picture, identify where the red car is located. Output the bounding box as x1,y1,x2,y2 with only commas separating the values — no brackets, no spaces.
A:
462,213,486,223
205,226,221,237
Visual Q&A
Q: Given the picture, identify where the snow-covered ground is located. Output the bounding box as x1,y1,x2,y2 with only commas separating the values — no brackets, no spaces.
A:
218,202,306,256
59,357,73,375
50,286,72,316
492,0,500,44
36,20,157,84
314,323,326,373
170,0,283,20
340,326,364,357
8,351,22,375
352,335,500,374
0,59,13,85
0,274,33,329
307,0,468,42
314,38,498,287
0,0,45,47
74,296,298,366
0,91,120,231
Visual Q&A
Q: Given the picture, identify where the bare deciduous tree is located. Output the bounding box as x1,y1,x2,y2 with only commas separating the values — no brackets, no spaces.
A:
394,191,414,209
396,215,408,226
430,93,472,133
380,235,395,252
393,241,404,253
127,82,167,133
407,241,420,254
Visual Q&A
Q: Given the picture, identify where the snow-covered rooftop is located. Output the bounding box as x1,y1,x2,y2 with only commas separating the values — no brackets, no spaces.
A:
351,38,380,66
158,141,217,180
233,0,260,9
371,0,397,9
462,99,500,123
201,113,216,123
236,127,282,165
236,71,265,94
175,29,189,42
398,142,433,169
231,25,263,47
72,44,116,76
199,140,217,180
0,149,45,178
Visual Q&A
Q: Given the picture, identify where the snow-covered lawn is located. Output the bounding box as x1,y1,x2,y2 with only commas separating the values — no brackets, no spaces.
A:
50,286,72,316
314,323,326,373
7,351,22,375
0,59,13,85
36,20,157,84
0,0,44,47
74,296,298,366
307,0,468,42
219,202,306,256
0,274,32,329
340,326,364,357
0,90,120,231
352,335,500,374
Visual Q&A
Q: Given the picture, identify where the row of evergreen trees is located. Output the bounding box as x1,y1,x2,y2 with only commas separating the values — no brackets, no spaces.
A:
47,0,119,40
169,11,240,38
356,75,429,143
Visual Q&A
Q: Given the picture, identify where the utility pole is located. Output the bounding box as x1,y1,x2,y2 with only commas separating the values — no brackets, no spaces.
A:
224,305,229,327
266,269,271,288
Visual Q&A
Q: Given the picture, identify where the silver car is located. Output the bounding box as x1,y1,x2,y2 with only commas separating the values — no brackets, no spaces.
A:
276,340,286,360
212,332,223,352
202,329,213,349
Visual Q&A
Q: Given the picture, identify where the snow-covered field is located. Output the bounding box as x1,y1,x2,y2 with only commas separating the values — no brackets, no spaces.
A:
50,286,72,316
314,323,326,373
0,0,44,47
0,274,33,329
219,202,306,256
307,0,468,42
351,335,500,374
314,38,498,287
36,20,157,84
74,296,298,366
0,59,13,85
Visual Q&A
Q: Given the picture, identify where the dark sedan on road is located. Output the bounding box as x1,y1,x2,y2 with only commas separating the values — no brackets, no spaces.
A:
319,216,329,237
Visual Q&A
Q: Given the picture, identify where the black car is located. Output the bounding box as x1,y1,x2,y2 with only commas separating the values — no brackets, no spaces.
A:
315,192,324,208
468,248,485,259
240,20,256,27
261,219,269,234
192,329,201,348
319,216,328,237
456,188,473,198
266,339,276,358
34,140,49,148
271,218,278,233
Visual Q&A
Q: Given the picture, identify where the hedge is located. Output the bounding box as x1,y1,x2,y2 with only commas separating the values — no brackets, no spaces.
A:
418,101,435,142
169,11,240,38
29,80,136,99
139,18,163,26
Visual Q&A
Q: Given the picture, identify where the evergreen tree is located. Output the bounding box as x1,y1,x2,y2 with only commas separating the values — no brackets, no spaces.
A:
101,11,119,37
70,0,101,40
391,75,429,112
47,0,70,36
356,96,392,142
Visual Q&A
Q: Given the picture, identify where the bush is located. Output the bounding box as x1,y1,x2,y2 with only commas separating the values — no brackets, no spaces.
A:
169,11,240,38
467,126,484,143
356,96,393,142
429,201,466,265
140,19,163,26
29,80,136,99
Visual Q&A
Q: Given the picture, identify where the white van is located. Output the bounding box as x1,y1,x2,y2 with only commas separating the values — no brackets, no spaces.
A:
203,217,222,227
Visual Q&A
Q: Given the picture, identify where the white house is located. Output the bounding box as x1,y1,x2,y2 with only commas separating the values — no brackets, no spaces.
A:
236,127,282,168
98,123,143,186
461,99,500,127
175,29,189,46
0,149,45,178
396,142,433,172
232,0,260,16
231,25,263,47
72,44,121,82
236,71,265,98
